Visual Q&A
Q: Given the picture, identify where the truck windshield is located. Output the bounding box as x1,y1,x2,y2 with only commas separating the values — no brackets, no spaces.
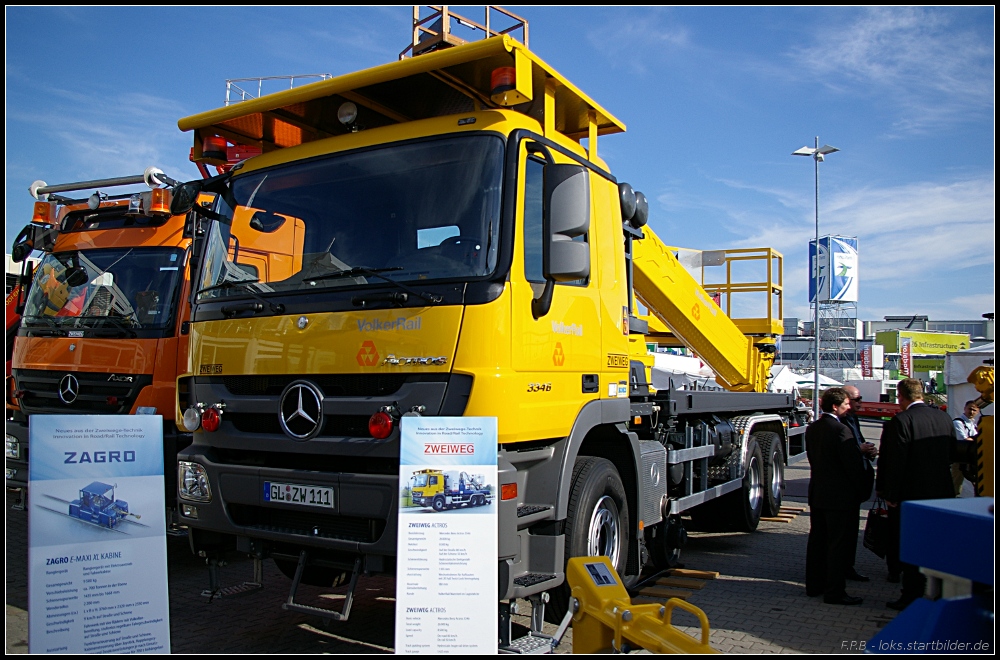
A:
21,247,185,332
412,475,429,488
197,134,504,301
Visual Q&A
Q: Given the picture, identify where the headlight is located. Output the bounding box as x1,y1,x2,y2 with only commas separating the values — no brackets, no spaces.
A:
178,461,212,502
5,434,20,460
182,407,202,432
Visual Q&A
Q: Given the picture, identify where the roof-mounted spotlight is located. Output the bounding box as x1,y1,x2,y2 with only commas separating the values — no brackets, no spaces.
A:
87,191,108,211
338,102,359,132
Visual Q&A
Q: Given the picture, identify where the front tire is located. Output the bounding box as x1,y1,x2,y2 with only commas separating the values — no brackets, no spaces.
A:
432,496,446,512
547,456,630,623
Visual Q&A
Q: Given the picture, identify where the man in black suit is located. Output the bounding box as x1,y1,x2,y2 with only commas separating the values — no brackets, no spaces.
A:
841,385,878,582
805,387,873,605
876,378,956,610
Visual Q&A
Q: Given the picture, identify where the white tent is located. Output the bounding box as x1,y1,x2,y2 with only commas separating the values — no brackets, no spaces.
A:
650,353,724,391
768,365,800,393
944,343,994,416
795,372,843,389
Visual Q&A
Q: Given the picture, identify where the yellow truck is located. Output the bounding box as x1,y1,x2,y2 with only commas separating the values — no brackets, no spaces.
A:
167,8,806,648
409,468,493,511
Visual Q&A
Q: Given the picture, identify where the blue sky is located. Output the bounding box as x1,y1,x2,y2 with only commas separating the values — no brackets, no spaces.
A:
6,6,994,323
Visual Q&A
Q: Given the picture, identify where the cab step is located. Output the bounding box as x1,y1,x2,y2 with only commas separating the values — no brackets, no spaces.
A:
516,504,554,526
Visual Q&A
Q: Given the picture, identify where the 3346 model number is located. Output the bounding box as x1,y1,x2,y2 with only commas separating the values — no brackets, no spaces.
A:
527,382,552,392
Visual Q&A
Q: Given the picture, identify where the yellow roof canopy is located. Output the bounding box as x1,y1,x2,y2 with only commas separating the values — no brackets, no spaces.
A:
179,35,625,156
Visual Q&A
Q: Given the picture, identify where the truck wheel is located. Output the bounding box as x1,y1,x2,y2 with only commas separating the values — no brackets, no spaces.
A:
432,496,446,512
727,439,763,532
547,456,630,623
274,559,348,588
754,431,784,517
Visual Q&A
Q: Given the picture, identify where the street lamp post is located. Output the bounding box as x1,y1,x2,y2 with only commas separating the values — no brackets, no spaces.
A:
793,138,839,418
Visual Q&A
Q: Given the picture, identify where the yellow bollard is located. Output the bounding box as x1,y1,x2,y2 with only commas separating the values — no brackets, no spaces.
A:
566,557,718,654
976,416,993,497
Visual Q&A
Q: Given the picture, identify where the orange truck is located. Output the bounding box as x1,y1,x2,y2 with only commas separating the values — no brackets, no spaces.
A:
5,167,302,522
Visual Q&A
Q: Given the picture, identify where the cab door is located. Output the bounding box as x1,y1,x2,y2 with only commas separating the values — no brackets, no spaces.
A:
510,140,601,442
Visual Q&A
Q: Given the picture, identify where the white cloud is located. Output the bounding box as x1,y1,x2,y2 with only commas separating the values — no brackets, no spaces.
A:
730,175,995,317
584,11,690,75
792,7,994,134
8,84,197,185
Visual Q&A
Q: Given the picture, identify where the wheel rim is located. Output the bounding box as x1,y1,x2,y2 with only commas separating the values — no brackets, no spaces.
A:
587,495,621,567
770,450,783,502
747,456,762,512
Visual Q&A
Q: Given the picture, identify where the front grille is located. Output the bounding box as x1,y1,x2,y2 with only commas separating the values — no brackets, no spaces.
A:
14,369,150,415
214,449,399,475
228,504,385,543
221,374,410,397
228,413,372,437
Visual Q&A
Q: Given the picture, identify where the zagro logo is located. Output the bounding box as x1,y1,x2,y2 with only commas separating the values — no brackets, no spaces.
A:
357,340,380,366
64,451,136,464
553,343,565,366
424,444,475,455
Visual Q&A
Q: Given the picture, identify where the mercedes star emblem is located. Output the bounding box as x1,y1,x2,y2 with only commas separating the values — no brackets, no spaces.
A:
58,374,80,405
278,380,324,440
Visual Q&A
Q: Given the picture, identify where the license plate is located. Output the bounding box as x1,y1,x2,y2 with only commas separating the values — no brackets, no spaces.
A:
264,481,335,508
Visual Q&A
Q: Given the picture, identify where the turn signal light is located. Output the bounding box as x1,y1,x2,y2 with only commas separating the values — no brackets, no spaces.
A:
201,407,221,432
490,66,516,98
368,411,394,439
202,135,228,161
32,201,56,224
501,483,518,501
149,188,172,216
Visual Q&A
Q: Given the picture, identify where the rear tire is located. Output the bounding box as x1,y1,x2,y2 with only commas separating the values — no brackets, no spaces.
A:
754,431,784,517
546,456,630,623
726,439,763,532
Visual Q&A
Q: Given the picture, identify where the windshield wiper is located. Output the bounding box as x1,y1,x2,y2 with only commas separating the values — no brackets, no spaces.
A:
308,267,443,305
199,278,284,315
77,315,138,338
22,316,67,336
197,277,260,296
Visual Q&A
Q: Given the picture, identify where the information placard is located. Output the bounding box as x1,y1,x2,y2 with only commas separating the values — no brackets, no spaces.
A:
395,416,498,654
28,415,170,654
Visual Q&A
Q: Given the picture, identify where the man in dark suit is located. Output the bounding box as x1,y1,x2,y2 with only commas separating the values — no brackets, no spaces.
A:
805,387,873,605
841,385,878,582
876,378,956,610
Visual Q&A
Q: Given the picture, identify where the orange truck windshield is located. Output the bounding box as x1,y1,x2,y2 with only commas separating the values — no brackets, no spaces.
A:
21,247,185,336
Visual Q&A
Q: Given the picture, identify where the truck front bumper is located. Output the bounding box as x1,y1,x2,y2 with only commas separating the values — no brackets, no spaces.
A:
177,446,399,563
5,420,29,490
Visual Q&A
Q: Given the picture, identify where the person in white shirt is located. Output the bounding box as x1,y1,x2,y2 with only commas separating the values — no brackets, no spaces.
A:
950,401,979,496
953,401,979,440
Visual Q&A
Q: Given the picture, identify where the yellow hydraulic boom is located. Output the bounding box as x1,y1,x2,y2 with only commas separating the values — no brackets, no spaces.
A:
632,228,781,392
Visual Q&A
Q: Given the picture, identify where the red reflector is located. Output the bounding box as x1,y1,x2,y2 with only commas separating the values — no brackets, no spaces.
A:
501,483,517,501
368,411,394,439
106,396,119,406
202,407,221,432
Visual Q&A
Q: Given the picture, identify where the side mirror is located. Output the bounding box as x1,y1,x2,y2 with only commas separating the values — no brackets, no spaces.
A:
10,225,36,263
533,164,590,319
170,180,204,216
65,267,90,288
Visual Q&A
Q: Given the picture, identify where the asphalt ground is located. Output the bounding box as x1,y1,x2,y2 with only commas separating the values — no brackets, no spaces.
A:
7,418,963,654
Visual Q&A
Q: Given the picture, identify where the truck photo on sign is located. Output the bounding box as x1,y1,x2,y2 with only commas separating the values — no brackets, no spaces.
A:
27,415,170,654
395,416,498,654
